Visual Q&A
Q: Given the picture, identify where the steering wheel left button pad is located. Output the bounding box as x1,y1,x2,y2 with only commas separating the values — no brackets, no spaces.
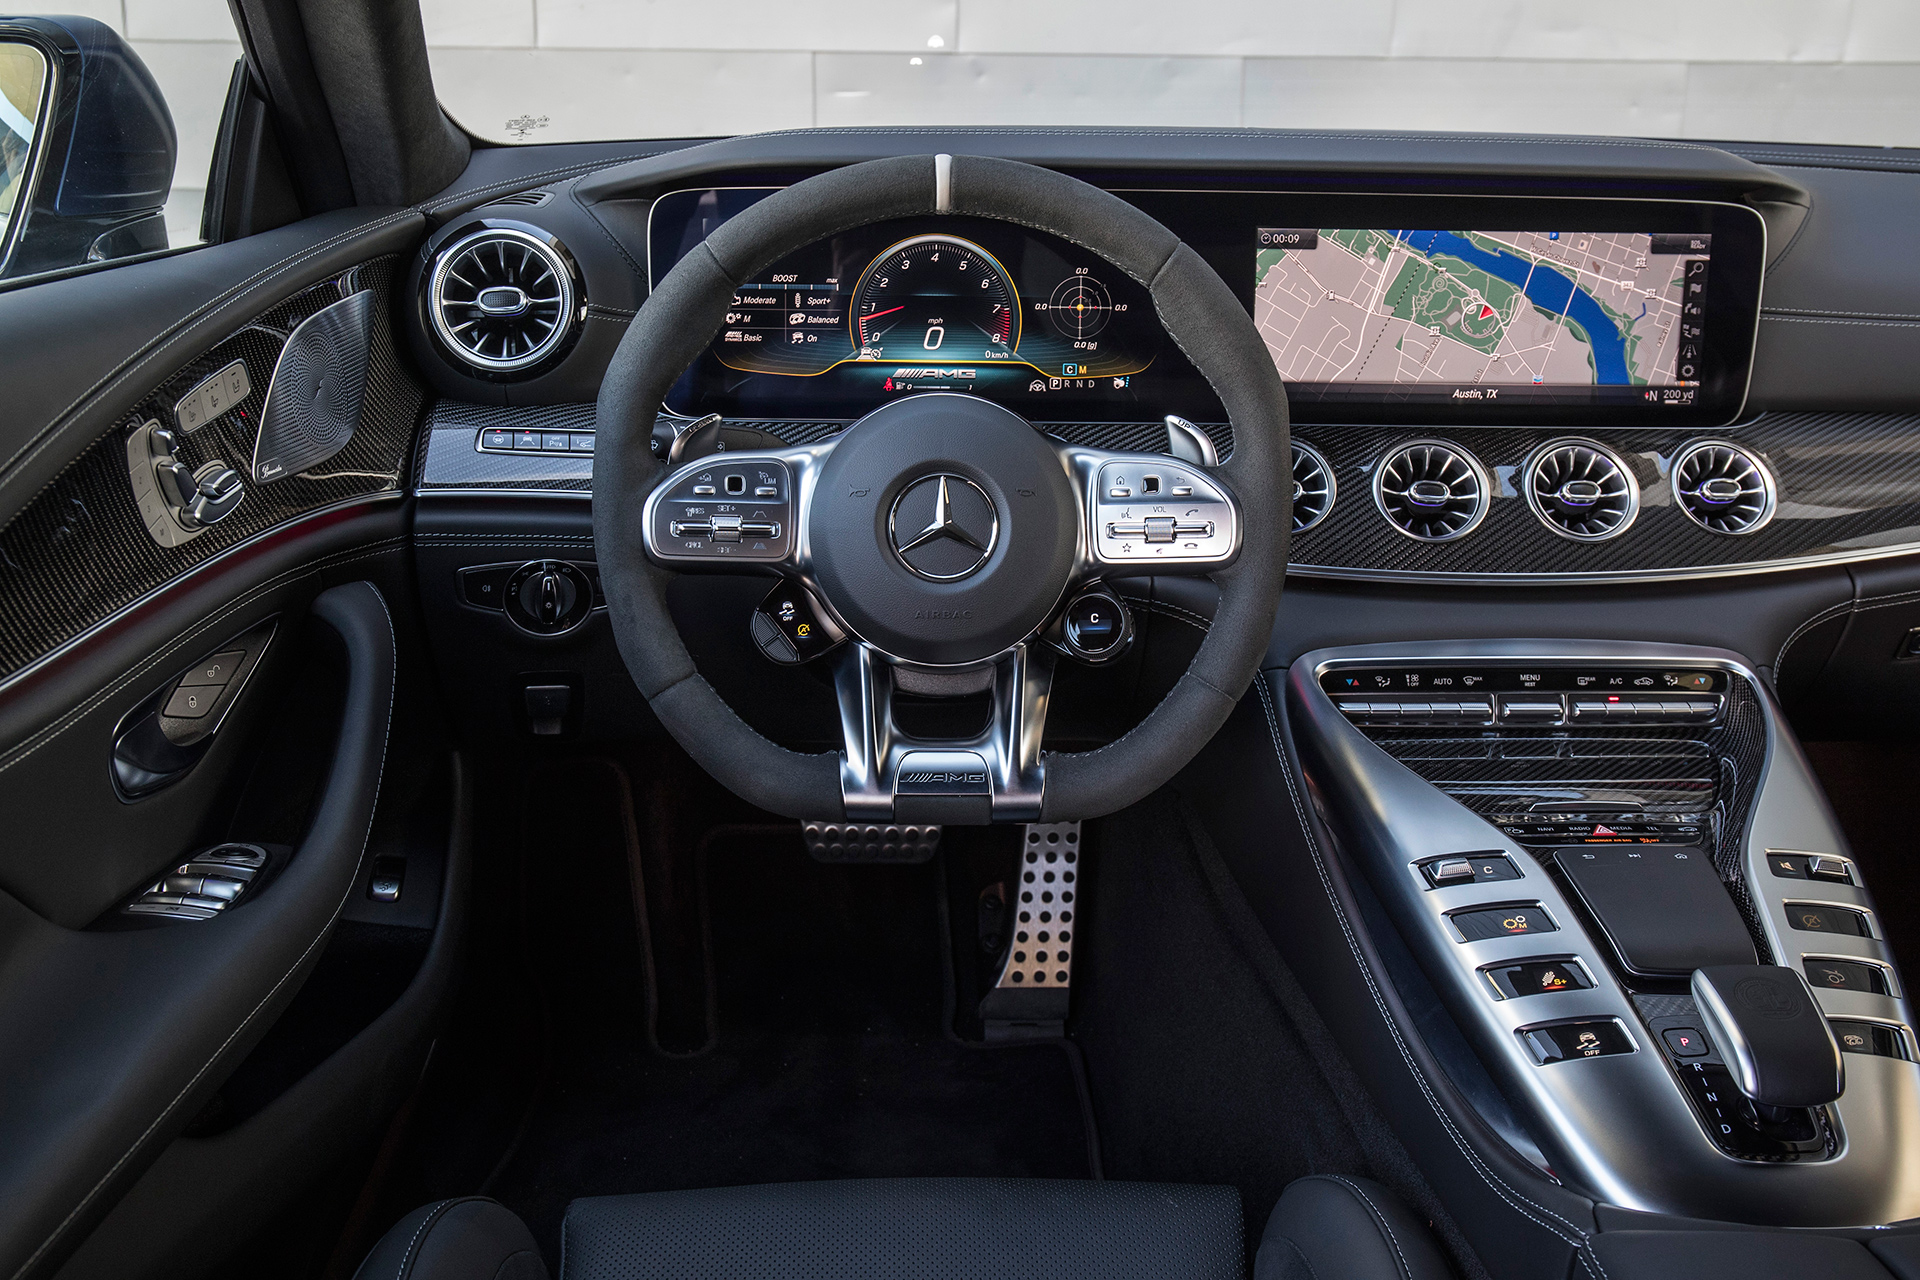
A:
651,458,793,562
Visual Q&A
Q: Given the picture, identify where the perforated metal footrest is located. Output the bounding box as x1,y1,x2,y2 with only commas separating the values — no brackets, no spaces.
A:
981,821,1082,1039
803,821,942,863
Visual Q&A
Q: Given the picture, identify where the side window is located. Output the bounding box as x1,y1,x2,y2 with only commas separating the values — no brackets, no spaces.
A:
0,40,45,237
0,7,242,285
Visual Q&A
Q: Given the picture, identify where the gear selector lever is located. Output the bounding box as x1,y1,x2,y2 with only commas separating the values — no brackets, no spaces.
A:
1692,965,1845,1107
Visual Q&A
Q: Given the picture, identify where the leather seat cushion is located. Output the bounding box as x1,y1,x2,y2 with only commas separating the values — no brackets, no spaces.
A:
1255,1174,1454,1280
560,1177,1244,1280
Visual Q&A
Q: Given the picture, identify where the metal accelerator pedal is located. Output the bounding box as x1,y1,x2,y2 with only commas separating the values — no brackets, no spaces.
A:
981,821,1082,1040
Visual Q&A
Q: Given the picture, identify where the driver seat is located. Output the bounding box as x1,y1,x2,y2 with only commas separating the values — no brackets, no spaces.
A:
351,1175,1453,1280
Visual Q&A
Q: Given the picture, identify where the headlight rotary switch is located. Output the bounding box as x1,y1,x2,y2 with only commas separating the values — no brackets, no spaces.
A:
504,560,594,634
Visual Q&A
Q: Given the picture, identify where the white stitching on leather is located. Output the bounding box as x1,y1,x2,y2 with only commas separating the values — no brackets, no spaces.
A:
11,585,397,1280
0,216,419,508
1773,599,1858,676
704,125,1731,154
4,144,666,520
1323,1176,1413,1280
1253,676,1586,1246
392,1200,456,1280
421,150,665,216
0,540,403,773
1119,594,1214,634
1774,585,1920,676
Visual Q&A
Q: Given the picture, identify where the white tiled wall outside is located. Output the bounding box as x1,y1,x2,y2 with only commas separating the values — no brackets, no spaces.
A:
416,0,1920,152
55,0,1920,250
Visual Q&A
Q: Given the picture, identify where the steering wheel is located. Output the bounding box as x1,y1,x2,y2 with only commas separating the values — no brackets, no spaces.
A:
593,155,1289,825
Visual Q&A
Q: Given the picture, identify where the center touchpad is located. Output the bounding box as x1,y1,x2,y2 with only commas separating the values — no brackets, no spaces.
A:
1554,846,1757,977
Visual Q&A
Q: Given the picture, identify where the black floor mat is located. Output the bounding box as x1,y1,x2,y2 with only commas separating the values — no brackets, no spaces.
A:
1072,795,1384,1256
470,760,1092,1255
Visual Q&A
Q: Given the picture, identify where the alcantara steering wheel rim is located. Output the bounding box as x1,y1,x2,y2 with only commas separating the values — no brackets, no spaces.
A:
592,154,1289,823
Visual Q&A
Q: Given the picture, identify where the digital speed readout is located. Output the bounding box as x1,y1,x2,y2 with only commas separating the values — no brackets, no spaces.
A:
851,236,1018,359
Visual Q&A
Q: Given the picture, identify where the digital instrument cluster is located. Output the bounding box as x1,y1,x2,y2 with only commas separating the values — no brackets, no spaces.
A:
648,186,1764,428
649,189,1208,420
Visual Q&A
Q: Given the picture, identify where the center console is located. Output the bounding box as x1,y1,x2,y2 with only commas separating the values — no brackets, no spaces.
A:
1286,640,1920,1225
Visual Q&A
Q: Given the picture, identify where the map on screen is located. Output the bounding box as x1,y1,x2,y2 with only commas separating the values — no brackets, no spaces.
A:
1253,229,1709,395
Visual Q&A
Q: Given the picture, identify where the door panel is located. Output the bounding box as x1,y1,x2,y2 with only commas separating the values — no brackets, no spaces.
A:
0,205,454,1279
0,582,395,1279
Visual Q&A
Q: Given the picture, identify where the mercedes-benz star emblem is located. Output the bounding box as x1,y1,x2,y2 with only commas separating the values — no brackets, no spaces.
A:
889,474,999,581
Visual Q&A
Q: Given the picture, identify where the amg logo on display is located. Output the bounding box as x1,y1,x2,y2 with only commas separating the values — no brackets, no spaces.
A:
901,771,988,785
891,367,975,379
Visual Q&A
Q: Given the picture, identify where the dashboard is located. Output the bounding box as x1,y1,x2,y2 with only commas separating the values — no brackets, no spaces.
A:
402,132,1920,589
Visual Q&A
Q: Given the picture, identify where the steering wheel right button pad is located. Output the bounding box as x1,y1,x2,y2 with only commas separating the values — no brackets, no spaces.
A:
1093,459,1237,566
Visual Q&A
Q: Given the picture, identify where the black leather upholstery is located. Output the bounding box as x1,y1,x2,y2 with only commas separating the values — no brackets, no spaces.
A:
361,1178,1251,1280
1581,1229,1920,1280
560,1178,1243,1279
1255,1175,1455,1280
352,1198,548,1280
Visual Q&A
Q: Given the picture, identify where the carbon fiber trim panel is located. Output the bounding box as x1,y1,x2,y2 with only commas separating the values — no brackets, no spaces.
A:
1288,412,1920,581
1361,676,1773,958
0,258,420,680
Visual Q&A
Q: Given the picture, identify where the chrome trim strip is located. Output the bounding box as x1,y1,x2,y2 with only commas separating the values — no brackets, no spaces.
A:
1285,540,1920,585
416,487,592,501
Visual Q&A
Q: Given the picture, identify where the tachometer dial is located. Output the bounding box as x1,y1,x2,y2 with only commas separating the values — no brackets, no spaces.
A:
851,235,1019,361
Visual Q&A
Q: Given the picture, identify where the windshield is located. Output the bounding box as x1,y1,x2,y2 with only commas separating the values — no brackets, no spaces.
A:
422,3,1920,148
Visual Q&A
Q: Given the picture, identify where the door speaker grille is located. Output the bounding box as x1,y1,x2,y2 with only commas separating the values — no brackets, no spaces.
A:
428,226,577,374
1524,439,1639,541
1672,440,1778,535
252,290,375,483
1372,440,1489,542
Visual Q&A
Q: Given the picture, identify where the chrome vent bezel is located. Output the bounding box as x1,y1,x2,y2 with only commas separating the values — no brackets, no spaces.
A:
1671,439,1778,536
1291,440,1336,533
1372,439,1490,542
428,225,579,375
1523,437,1641,542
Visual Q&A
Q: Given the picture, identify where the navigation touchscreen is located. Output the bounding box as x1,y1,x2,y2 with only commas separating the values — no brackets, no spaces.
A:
1253,228,1718,412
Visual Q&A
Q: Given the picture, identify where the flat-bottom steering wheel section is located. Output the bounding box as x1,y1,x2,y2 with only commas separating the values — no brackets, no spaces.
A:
638,391,1244,820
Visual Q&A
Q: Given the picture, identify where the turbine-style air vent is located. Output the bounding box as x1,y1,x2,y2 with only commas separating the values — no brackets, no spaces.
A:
428,225,578,375
1291,440,1336,533
1524,438,1640,541
1372,440,1489,542
1671,440,1778,536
